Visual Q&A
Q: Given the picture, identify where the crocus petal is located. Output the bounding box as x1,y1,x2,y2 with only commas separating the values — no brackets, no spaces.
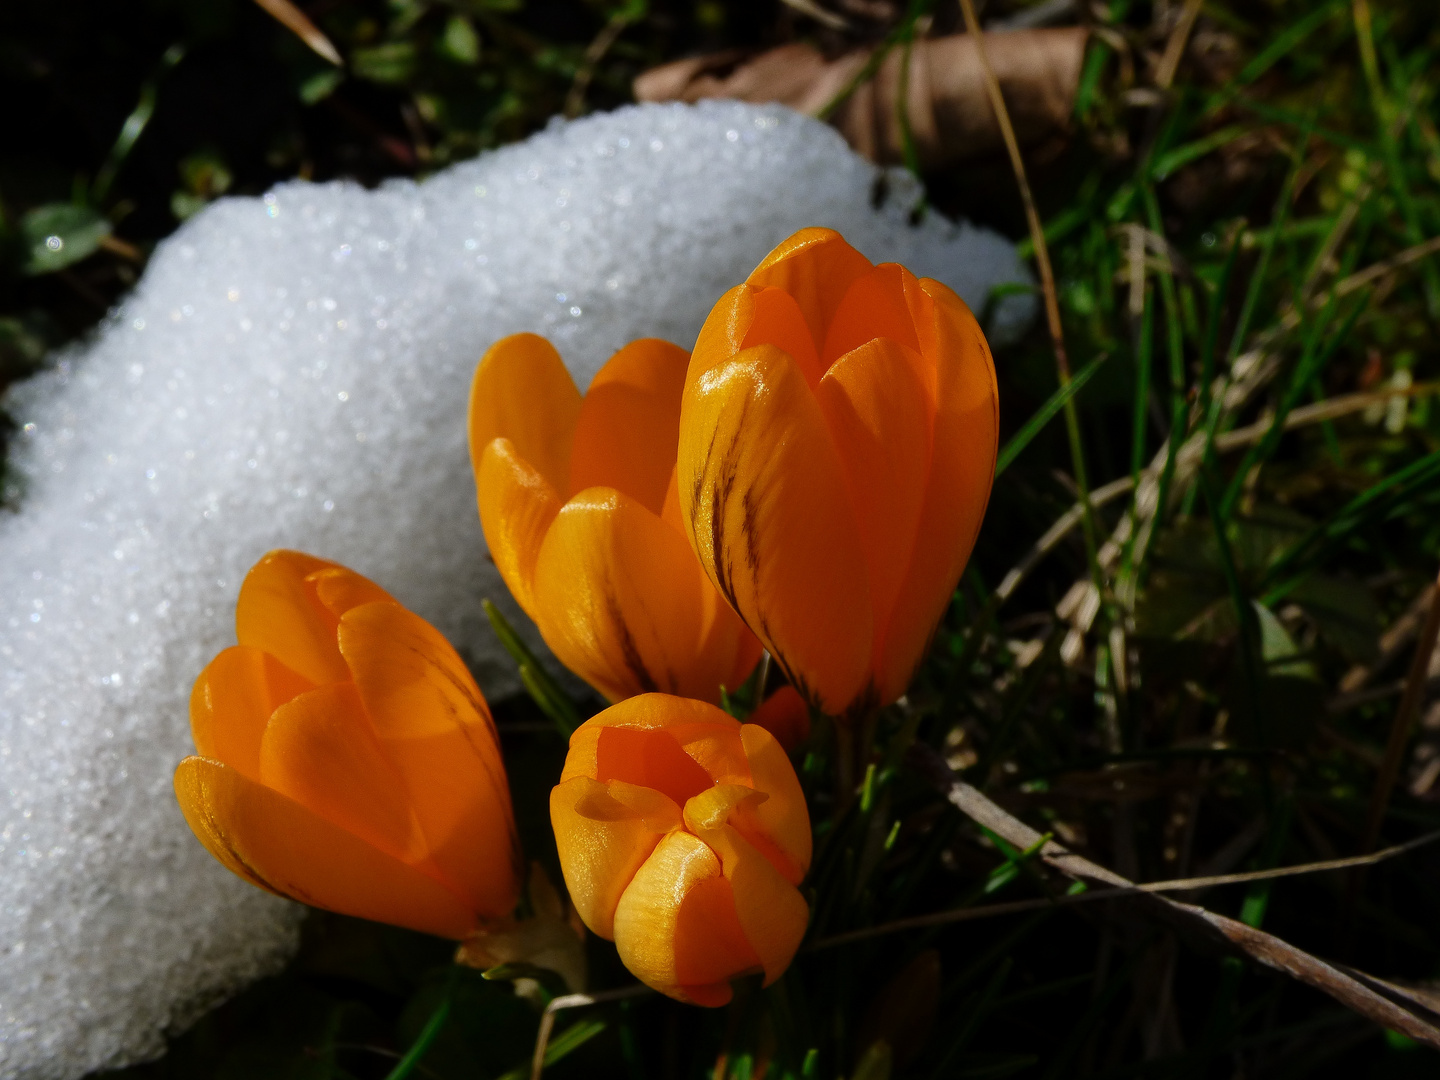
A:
477,438,563,621
174,756,476,939
190,645,313,780
532,488,753,704
658,466,686,534
235,549,350,686
815,336,934,655
614,830,762,1007
818,262,925,371
741,287,825,390
550,775,681,938
875,279,998,701
568,339,690,514
468,332,582,497
745,227,873,350
654,472,768,697
594,724,723,809
745,685,811,754
737,724,813,882
686,815,809,989
257,683,428,865
679,343,872,714
339,600,520,919
307,565,396,619
563,694,752,789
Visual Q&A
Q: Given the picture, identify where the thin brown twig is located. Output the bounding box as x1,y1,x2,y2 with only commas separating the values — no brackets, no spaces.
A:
1340,581,1437,693
564,13,634,118
1361,565,1440,854
810,828,1440,952
1328,674,1440,715
905,745,1440,1047
957,0,1101,578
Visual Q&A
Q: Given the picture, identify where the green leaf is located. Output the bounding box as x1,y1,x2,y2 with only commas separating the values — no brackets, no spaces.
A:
352,42,418,85
20,204,111,275
299,68,345,105
442,15,481,65
1252,601,1317,681
170,192,208,221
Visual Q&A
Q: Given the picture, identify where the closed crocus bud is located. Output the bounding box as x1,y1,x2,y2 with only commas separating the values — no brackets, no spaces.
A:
678,228,999,719
550,694,811,1006
174,550,521,939
470,334,762,705
747,684,812,753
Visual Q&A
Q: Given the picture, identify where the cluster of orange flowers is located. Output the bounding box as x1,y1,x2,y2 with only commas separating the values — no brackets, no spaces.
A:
175,228,998,1008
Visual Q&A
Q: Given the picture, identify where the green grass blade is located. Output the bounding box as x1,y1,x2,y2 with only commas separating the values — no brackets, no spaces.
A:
1219,292,1365,519
383,992,450,1080
1227,119,1311,364
1262,448,1440,601
995,353,1107,477
482,599,581,736
1205,0,1345,113
1143,184,1189,529
92,43,186,204
1151,124,1250,182
1352,0,1440,318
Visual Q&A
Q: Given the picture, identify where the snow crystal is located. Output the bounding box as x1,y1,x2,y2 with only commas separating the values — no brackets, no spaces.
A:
0,101,1030,1078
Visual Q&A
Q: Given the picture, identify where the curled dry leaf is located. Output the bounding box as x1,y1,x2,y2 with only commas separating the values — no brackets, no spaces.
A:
633,29,1088,170
456,863,588,996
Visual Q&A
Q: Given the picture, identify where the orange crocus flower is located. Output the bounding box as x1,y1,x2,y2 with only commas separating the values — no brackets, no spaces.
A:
550,693,811,1006
678,228,999,718
470,334,762,704
174,550,521,940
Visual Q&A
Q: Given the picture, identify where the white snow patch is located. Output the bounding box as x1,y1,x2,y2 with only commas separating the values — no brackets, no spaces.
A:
0,101,1030,1079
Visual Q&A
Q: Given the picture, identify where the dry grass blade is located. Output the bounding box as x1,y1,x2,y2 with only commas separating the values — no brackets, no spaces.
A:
811,827,1440,949
956,0,1101,586
1155,0,1204,90
993,385,1434,607
955,1,1068,381
1333,234,1440,298
1341,579,1439,693
565,12,635,118
778,0,850,31
1362,566,1440,854
528,986,649,1080
906,745,1440,1049
252,0,342,65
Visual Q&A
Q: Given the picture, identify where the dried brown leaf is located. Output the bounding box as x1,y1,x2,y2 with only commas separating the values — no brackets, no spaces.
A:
633,29,1088,169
